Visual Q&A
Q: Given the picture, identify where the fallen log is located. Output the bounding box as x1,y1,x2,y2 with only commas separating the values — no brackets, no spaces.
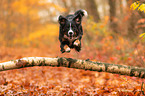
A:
0,57,145,78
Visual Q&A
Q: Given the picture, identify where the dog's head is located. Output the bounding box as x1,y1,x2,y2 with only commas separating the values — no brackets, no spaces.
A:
58,10,87,40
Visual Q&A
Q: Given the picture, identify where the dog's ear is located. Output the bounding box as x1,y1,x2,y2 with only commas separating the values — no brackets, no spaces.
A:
58,15,67,25
73,14,82,24
74,10,88,24
74,9,88,17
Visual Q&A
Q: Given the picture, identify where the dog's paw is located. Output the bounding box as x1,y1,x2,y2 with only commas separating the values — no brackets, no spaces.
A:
74,40,80,46
65,47,71,53
64,45,71,53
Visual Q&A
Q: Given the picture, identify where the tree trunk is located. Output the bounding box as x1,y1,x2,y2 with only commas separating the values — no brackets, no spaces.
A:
78,0,84,9
85,0,100,22
0,57,145,78
0,0,4,35
26,11,30,33
127,0,141,38
71,0,77,11
109,0,119,33
6,0,12,45
60,0,70,16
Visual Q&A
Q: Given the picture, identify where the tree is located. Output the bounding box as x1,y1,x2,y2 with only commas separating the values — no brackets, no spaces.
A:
130,0,145,38
0,0,66,46
108,0,118,33
85,0,100,22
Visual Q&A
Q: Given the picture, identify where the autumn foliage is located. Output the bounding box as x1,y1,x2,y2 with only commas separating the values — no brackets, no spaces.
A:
0,0,145,95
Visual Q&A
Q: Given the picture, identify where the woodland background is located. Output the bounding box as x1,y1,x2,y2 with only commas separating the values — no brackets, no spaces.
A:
0,0,145,95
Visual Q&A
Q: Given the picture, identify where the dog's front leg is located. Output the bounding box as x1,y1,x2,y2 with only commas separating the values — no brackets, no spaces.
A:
74,39,80,46
74,39,81,52
60,44,71,53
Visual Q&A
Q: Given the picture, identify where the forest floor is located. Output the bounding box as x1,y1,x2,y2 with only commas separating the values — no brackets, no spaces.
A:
0,23,145,95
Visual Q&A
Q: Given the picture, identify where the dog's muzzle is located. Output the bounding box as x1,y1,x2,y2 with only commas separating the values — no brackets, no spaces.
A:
68,30,74,39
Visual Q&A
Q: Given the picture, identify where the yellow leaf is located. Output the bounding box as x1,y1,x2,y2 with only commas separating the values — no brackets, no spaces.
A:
130,1,140,10
138,4,145,12
123,77,127,81
139,33,145,38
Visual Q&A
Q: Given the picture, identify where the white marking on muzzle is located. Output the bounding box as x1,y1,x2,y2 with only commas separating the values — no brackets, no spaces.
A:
68,23,74,36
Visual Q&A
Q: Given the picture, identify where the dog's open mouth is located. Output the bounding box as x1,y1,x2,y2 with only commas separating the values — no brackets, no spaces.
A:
64,35,78,40
69,35,73,39
63,34,74,40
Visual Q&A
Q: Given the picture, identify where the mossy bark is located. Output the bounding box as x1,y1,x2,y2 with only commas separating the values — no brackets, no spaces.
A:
0,57,145,78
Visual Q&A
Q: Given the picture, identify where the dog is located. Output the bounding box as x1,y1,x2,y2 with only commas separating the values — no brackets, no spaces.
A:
58,9,87,53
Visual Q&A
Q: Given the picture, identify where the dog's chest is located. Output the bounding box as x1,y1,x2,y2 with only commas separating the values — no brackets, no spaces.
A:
63,35,79,46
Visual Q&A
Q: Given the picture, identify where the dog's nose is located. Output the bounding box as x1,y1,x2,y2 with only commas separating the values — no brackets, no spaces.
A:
68,31,74,36
69,32,73,35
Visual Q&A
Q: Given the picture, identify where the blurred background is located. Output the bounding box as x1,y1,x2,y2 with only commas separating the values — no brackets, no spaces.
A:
0,0,144,67
0,1,145,95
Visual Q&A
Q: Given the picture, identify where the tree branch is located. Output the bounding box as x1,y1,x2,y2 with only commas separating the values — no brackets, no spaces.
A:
0,57,145,78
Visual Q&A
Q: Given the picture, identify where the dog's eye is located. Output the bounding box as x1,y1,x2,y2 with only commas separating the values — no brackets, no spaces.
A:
60,19,65,24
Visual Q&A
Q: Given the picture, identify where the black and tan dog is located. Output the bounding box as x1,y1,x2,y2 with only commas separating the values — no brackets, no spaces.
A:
58,9,87,53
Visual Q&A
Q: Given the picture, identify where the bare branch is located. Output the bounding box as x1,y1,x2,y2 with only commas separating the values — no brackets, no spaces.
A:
0,57,145,78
